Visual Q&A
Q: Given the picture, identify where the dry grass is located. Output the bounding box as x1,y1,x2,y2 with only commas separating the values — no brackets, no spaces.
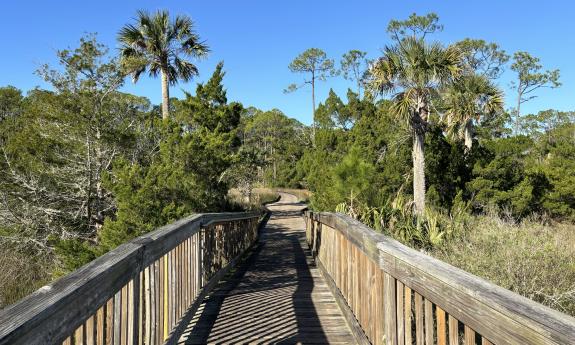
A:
0,245,51,309
228,188,311,209
228,188,280,210
273,188,311,203
432,214,575,316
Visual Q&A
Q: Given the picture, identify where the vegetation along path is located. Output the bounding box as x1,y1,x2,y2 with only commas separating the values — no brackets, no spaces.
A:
178,193,356,344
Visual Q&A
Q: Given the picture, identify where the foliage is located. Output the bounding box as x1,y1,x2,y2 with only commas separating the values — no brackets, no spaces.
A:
0,244,51,308
433,215,575,316
368,34,462,214
285,48,336,90
0,35,148,273
228,188,280,210
467,136,552,217
285,48,337,139
118,10,209,119
455,38,509,79
240,108,308,187
97,62,241,254
0,86,23,121
510,51,561,133
316,89,354,129
386,12,443,41
1,10,575,320
340,50,369,97
441,74,504,150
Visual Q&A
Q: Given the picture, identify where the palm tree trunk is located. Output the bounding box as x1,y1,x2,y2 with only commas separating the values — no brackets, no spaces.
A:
412,128,426,216
161,69,170,121
464,120,473,151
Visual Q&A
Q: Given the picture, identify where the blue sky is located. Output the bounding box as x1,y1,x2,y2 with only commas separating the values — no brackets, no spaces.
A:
1,1,574,125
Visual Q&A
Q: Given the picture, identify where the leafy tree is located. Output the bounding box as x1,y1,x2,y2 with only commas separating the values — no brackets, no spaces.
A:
424,126,469,208
340,50,369,98
98,63,241,252
510,51,560,134
0,36,149,272
369,36,461,215
0,86,23,121
315,89,354,129
455,39,509,79
541,122,575,219
118,10,209,120
242,108,307,186
227,146,265,205
443,74,504,151
387,12,443,42
285,48,336,140
519,109,575,138
333,146,376,211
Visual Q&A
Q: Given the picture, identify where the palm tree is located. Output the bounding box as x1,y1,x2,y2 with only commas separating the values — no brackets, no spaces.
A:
443,74,503,151
118,10,209,121
369,36,461,215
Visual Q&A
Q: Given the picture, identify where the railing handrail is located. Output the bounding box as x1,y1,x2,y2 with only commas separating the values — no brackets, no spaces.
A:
0,211,261,345
306,210,575,345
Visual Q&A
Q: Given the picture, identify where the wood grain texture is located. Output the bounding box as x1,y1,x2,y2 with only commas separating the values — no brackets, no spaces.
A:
6,196,575,345
415,293,424,345
307,211,575,345
436,307,447,345
0,211,260,345
465,325,476,345
482,337,494,345
424,299,433,345
179,193,357,345
397,281,405,345
383,272,397,345
405,287,412,345
448,315,458,345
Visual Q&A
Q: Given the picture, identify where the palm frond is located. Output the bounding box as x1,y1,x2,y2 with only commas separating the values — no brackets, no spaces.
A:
173,56,199,83
118,9,209,85
391,90,415,126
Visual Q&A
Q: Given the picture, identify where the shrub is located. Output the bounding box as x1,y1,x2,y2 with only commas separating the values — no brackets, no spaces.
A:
0,244,51,308
432,215,575,316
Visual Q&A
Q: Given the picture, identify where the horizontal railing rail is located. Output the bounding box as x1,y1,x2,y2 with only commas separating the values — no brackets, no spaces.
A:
0,211,262,345
304,211,575,345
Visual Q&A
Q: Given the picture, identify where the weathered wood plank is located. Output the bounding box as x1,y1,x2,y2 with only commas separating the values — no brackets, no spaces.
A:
465,325,476,345
404,286,412,345
383,272,397,345
415,292,424,345
397,281,405,345
0,212,259,345
448,315,458,345
437,307,447,345
96,306,104,345
105,299,113,345
317,260,370,345
425,299,433,345
312,212,575,345
181,196,357,344
482,337,494,345
86,316,94,345
74,324,83,345
113,290,121,345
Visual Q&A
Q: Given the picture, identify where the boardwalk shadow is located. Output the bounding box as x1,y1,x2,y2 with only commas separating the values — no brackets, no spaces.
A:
180,209,331,344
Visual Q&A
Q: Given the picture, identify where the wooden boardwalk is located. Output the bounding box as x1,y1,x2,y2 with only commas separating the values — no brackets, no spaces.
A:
178,193,356,344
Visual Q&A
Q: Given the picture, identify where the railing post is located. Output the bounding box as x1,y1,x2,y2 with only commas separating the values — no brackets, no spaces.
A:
131,273,140,345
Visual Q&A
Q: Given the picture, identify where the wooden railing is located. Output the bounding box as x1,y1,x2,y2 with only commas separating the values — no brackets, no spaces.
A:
304,211,575,345
0,212,261,345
